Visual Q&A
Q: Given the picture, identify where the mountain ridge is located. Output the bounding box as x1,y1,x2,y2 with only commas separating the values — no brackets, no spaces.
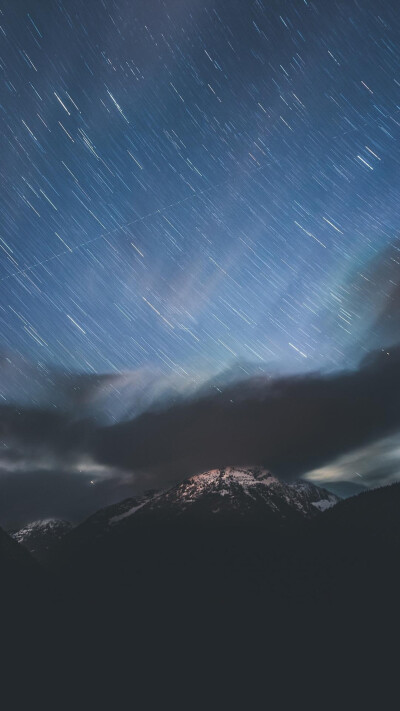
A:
10,519,73,563
126,466,340,525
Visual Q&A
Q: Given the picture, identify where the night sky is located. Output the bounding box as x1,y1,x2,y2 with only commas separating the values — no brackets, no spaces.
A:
1,0,400,524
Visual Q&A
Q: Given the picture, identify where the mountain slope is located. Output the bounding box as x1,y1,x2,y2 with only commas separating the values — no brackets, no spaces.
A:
10,519,73,563
0,525,37,571
0,524,45,611
56,489,158,562
277,480,400,628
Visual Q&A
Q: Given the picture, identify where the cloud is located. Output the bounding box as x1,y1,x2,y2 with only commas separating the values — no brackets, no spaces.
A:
95,345,400,484
306,432,400,488
0,349,201,423
0,402,170,527
0,466,137,530
0,405,91,464
340,237,400,358
1,344,400,525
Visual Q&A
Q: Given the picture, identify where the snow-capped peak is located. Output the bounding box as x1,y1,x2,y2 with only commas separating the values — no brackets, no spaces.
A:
129,466,340,524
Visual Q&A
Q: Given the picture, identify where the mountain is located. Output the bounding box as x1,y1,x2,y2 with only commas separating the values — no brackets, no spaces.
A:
56,468,338,567
16,475,398,699
55,467,339,607
0,524,37,572
50,467,342,687
56,489,158,561
10,519,73,563
280,479,400,672
129,466,340,524
302,481,400,603
0,524,46,614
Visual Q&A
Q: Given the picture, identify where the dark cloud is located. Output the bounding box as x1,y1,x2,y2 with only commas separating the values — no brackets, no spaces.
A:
306,432,400,489
1,344,400,525
0,468,136,530
0,405,110,526
0,404,92,461
95,345,400,484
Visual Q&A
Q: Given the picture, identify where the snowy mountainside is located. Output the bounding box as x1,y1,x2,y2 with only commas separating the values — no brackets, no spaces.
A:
58,489,159,553
129,466,340,525
11,519,73,562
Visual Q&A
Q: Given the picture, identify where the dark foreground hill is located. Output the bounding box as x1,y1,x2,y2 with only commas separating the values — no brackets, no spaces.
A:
0,524,60,672
298,481,400,614
0,524,40,595
3,474,400,703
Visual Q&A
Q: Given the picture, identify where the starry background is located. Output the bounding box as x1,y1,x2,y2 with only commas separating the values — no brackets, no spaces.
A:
1,0,400,385
2,0,400,523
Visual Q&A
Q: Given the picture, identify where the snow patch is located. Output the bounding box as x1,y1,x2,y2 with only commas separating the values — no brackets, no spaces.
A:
110,502,148,524
311,498,336,512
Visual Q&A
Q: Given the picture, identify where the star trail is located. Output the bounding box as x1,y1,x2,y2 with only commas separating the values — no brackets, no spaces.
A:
1,0,400,390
